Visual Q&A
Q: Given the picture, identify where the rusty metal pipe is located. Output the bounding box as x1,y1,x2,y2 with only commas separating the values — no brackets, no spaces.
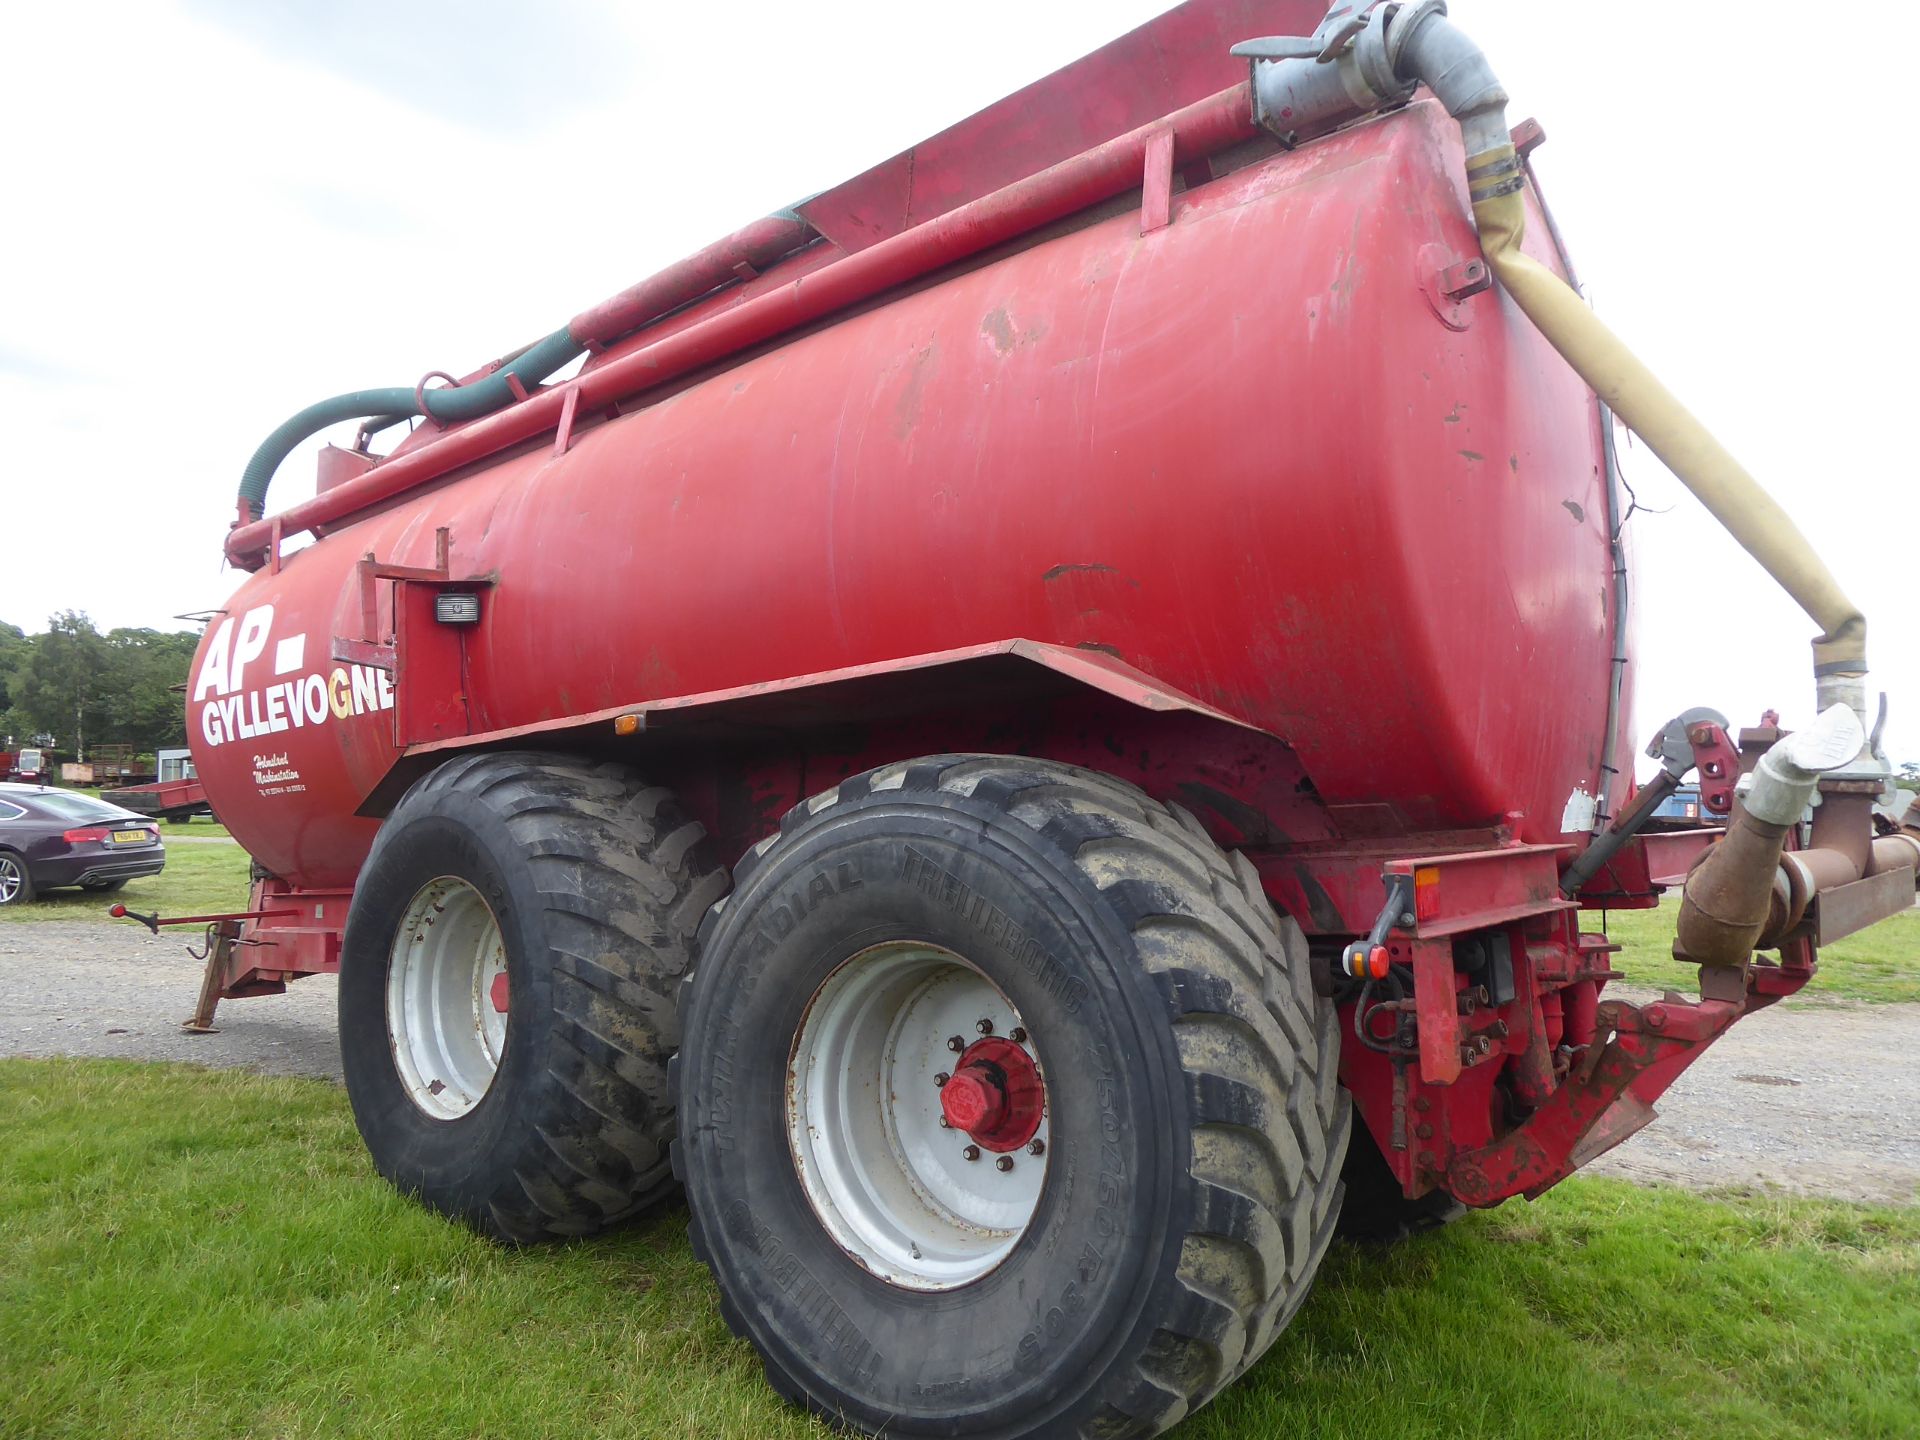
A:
1871,833,1920,878
1676,815,1795,965
1742,834,1916,949
1675,706,1864,966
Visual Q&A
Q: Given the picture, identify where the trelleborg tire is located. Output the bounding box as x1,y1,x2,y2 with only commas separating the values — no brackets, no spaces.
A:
673,754,1348,1437
339,751,726,1243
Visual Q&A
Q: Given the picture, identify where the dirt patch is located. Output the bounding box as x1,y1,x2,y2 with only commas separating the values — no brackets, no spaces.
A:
0,920,339,1081
1579,986,1920,1205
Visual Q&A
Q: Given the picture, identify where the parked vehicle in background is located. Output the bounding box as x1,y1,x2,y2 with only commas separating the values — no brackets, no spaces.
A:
0,748,52,784
61,745,155,789
0,784,166,905
1646,782,1706,832
103,743,215,826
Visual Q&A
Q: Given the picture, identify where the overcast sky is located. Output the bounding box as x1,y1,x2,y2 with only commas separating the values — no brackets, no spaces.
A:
1,1,1913,765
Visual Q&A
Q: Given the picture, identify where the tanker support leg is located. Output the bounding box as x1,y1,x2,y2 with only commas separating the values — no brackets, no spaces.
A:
181,920,243,1034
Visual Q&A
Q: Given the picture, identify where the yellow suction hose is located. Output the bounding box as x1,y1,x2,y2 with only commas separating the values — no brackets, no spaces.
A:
1465,143,1868,687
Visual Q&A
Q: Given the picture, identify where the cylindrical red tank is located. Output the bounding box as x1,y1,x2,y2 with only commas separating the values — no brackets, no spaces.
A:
191,100,1620,890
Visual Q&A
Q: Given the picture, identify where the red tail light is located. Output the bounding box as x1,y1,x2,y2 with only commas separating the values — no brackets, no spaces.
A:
63,827,112,843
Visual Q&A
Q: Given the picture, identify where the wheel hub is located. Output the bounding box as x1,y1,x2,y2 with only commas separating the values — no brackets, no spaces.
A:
787,942,1050,1290
941,1037,1044,1152
386,875,509,1120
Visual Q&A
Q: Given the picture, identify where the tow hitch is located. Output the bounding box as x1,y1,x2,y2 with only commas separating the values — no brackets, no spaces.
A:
107,903,297,1033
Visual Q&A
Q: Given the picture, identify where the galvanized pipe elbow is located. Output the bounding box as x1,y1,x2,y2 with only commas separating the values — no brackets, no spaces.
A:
1387,3,1510,154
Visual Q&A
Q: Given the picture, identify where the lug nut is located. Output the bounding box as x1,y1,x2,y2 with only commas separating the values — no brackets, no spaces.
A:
1009,1026,1028,1044
935,1072,950,1087
996,1156,1014,1172
947,1035,966,1053
976,1018,994,1035
962,1145,981,1162
1027,1138,1045,1156
938,1116,952,1128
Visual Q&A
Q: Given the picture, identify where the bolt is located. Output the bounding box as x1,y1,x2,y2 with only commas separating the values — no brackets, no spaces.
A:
996,1156,1014,1172
938,1116,952,1128
962,1145,981,1162
1412,1096,1431,1113
1027,1139,1045,1156
948,1035,966,1053
1009,1026,1028,1044
1644,1005,1668,1031
935,1072,950,1087
976,1018,994,1035
1415,1122,1434,1140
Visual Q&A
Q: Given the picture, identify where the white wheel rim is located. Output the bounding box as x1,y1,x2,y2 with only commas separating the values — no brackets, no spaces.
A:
0,857,21,903
387,876,509,1119
788,942,1050,1291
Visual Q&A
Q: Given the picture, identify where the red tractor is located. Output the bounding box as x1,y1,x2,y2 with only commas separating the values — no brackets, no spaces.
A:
164,3,1914,1434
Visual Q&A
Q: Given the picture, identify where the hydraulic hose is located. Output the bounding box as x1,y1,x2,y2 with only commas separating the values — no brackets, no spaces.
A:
234,213,818,527
1243,2,1872,712
1464,161,1868,688
236,327,584,522
1394,6,1869,700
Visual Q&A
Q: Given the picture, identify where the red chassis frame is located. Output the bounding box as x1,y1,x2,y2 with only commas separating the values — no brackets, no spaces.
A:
174,644,1756,1213
211,816,1737,1210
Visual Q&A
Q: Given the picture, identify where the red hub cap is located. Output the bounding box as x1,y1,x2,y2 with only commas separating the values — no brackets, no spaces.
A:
939,1036,1044,1152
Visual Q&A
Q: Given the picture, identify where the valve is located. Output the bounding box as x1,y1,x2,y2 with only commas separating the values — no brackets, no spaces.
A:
1230,3,1373,64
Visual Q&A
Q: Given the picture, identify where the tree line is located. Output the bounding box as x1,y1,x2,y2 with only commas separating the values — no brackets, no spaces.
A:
0,612,200,758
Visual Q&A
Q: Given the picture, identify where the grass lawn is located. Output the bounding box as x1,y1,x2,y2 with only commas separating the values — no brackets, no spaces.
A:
0,840,252,926
161,815,232,839
2,1060,1916,1440
1601,904,1920,1004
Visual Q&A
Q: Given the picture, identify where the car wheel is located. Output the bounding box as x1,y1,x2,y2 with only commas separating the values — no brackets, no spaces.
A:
0,851,35,906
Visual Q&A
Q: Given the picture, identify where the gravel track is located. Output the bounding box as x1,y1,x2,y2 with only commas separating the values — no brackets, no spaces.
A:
1,921,1913,1204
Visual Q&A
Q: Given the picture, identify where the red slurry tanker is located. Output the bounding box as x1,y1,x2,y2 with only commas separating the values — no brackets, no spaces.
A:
164,2,1914,1434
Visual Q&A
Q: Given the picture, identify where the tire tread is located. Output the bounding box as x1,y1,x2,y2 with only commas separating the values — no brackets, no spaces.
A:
678,754,1346,1439
353,750,724,1244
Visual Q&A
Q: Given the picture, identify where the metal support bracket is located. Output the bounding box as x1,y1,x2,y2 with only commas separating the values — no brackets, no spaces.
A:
1141,127,1175,233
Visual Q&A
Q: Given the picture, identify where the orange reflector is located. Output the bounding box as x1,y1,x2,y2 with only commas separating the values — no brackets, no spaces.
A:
1414,865,1441,922
1368,945,1390,980
613,713,642,736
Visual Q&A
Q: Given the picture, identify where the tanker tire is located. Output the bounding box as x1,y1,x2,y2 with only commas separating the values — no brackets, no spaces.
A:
339,751,727,1244
1334,1124,1466,1243
673,755,1349,1439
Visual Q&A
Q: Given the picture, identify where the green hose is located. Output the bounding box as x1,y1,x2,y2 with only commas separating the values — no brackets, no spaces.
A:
236,326,583,521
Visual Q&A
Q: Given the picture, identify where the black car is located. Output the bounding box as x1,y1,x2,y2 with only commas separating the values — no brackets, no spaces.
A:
0,783,166,906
